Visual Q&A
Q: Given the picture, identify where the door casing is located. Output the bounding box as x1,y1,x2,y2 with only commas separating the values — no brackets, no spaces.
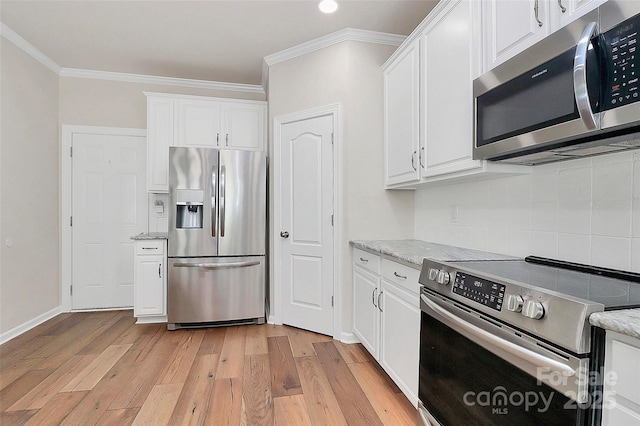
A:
272,104,343,340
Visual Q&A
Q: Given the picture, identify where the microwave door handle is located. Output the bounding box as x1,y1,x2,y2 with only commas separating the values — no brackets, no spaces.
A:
573,21,599,131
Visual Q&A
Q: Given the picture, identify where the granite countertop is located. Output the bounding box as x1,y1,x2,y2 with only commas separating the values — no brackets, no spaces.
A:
350,239,518,268
130,232,168,240
589,309,640,340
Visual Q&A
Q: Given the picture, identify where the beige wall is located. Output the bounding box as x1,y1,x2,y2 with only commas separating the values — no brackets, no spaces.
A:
268,41,414,335
1,39,60,334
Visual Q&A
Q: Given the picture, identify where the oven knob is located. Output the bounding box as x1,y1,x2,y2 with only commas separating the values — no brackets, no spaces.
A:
522,300,545,320
506,295,524,312
428,268,438,281
436,270,450,285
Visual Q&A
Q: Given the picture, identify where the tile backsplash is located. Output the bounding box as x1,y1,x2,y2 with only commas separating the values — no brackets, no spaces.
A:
414,150,640,273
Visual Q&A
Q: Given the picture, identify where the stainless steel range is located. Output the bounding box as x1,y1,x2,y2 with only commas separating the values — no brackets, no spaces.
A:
417,256,640,426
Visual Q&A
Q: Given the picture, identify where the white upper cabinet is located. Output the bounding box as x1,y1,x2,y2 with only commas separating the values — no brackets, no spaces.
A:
420,0,482,178
146,93,267,192
483,0,607,72
384,43,420,186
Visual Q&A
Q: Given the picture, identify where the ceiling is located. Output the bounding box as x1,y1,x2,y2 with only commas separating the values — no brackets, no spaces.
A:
0,0,438,87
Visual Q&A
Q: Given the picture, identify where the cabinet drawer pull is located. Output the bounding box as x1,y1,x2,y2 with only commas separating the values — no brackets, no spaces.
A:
359,257,369,263
393,272,407,279
142,247,158,250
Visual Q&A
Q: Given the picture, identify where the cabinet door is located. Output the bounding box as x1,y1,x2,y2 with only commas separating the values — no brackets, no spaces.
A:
557,0,607,28
421,0,481,177
134,254,165,317
178,99,222,148
222,103,266,151
384,42,420,186
353,266,380,358
147,97,175,192
379,281,420,407
483,0,550,71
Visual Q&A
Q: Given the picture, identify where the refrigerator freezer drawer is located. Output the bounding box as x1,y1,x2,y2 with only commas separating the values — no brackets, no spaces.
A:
167,256,265,325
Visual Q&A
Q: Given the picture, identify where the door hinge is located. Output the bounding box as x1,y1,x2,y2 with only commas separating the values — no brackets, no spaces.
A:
70,146,73,157
70,216,73,226
331,296,334,307
331,214,334,226
70,285,73,296
331,133,334,145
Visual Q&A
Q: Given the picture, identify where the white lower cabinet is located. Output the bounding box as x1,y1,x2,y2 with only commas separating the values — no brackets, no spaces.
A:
134,239,167,323
602,331,640,425
352,248,420,407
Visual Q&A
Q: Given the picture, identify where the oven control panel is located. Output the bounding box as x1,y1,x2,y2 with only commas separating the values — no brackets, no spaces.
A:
452,272,505,311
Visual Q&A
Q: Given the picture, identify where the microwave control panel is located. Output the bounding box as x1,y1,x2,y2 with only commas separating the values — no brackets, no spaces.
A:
603,13,640,110
452,272,505,311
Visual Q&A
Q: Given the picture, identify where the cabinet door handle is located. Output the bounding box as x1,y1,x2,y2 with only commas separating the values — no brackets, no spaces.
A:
420,147,425,169
359,257,369,263
411,151,417,171
225,134,229,146
372,288,378,307
393,272,407,280
377,291,383,312
557,0,566,13
216,133,220,146
158,264,162,278
534,0,543,27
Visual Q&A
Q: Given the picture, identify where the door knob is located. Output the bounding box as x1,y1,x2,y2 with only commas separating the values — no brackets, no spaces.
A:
280,231,289,238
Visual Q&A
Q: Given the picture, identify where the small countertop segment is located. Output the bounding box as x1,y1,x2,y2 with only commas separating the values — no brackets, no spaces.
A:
130,232,168,240
590,309,640,340
350,239,518,268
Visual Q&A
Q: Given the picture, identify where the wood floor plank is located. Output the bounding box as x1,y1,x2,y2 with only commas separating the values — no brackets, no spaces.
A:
61,344,132,392
118,324,167,364
241,354,273,426
294,356,348,426
349,361,417,425
267,336,302,397
273,394,313,426
245,324,268,356
334,341,375,364
131,383,183,426
0,409,37,426
285,327,332,358
95,407,140,425
23,390,88,426
313,341,383,426
0,356,45,391
216,326,247,379
0,369,54,412
8,354,96,410
206,377,243,425
197,327,226,356
157,329,205,384
78,315,136,355
167,353,219,425
265,324,289,337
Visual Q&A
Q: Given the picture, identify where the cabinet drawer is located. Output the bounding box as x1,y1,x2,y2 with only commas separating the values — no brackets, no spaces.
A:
136,240,165,255
381,259,421,296
608,338,640,405
354,248,380,274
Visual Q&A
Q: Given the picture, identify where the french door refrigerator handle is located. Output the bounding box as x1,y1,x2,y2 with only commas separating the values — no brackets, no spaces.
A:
173,260,260,269
574,21,599,131
220,165,226,237
211,165,217,237
421,294,576,377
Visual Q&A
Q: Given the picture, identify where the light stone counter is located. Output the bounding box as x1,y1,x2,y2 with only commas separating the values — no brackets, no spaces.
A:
349,239,518,268
589,309,640,340
130,232,168,240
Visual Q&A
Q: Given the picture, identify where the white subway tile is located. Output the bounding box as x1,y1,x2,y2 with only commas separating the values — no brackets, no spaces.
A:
634,159,640,198
531,201,559,232
559,167,591,202
530,231,559,258
592,161,632,201
633,198,640,238
507,229,531,257
631,238,640,273
558,233,591,264
532,171,559,203
591,199,632,237
487,227,509,255
558,200,591,235
591,236,631,270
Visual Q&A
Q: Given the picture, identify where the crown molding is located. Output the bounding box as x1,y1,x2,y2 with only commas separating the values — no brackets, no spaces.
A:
263,27,406,68
59,68,265,94
1,22,61,74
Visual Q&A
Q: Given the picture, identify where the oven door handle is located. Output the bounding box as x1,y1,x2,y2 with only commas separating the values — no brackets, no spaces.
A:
421,294,576,377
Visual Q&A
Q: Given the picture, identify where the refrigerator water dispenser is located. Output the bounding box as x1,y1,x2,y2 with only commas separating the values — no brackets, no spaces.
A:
175,189,204,229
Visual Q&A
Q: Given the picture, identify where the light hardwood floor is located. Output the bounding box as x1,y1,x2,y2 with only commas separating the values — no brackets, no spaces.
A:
0,310,417,425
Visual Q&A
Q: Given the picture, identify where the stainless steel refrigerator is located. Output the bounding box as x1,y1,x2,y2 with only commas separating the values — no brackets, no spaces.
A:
167,147,266,329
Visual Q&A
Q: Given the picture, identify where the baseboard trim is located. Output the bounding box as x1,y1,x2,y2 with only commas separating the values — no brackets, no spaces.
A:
0,306,63,345
340,332,360,344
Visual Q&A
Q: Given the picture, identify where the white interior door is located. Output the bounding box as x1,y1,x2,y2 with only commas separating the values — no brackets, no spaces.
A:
72,132,147,309
279,114,334,336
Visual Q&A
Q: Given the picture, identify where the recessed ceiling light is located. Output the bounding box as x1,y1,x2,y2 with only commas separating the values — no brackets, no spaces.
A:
318,0,338,14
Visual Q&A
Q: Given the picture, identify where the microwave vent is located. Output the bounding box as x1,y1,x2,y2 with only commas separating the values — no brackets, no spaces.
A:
609,138,640,148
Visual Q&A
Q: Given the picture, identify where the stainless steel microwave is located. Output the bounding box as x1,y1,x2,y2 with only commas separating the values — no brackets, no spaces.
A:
474,0,640,165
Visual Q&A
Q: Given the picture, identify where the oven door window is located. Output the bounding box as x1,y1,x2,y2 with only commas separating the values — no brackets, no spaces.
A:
419,311,585,426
